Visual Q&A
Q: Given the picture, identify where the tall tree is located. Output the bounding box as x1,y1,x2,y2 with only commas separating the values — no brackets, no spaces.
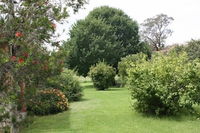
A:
64,6,150,76
141,14,174,51
0,0,85,130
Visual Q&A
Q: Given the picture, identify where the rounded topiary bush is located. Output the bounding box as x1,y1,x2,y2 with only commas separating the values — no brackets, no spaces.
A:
127,52,200,116
89,62,116,90
46,69,82,101
27,89,68,115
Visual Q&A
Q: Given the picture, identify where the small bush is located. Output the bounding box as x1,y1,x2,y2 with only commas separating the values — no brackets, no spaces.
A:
114,75,122,87
128,52,200,116
27,89,68,115
89,62,116,90
47,69,82,101
118,53,147,86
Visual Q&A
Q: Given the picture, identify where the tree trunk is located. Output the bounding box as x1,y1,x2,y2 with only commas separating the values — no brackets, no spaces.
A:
18,81,26,112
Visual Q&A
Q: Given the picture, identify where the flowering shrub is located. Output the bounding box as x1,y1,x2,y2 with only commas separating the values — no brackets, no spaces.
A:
27,89,69,115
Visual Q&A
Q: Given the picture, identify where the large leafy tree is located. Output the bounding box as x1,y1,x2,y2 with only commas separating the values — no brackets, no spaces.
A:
141,14,174,51
65,6,150,76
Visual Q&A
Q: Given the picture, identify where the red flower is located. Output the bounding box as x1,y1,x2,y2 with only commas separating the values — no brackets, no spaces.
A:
15,32,23,37
23,53,29,58
51,23,56,29
10,56,17,61
18,58,24,64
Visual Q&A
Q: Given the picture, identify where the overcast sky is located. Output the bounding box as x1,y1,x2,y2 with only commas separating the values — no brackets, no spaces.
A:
57,0,200,45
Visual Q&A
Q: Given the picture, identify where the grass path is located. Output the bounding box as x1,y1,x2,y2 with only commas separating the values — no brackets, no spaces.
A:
22,82,200,133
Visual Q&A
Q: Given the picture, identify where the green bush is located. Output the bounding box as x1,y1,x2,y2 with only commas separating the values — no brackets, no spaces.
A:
27,89,68,115
89,62,116,90
185,40,200,60
127,52,200,116
114,75,122,87
170,40,200,60
118,53,147,86
46,69,82,101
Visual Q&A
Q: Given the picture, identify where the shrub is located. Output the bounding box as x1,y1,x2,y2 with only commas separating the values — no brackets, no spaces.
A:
118,53,147,86
27,89,68,115
170,40,200,60
114,75,122,87
127,52,200,116
89,62,116,90
46,69,82,101
185,39,200,60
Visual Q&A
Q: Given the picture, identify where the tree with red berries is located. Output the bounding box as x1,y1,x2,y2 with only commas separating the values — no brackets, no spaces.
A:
0,0,86,131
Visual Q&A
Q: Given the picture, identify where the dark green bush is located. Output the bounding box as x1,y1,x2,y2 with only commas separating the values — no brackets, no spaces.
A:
89,62,116,90
118,53,147,86
46,69,82,101
27,89,68,115
128,52,200,116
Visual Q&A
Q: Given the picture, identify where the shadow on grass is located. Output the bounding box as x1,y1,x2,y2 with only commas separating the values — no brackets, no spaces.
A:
77,98,90,102
136,108,200,122
108,87,127,91
82,84,94,89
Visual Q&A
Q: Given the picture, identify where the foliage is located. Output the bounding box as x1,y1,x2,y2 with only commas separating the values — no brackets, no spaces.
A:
27,89,68,115
46,69,83,101
169,44,185,54
89,62,116,90
114,75,122,87
128,52,200,115
0,0,86,89
184,40,200,60
118,53,147,86
141,14,174,51
64,6,150,76
0,1,85,129
170,40,200,60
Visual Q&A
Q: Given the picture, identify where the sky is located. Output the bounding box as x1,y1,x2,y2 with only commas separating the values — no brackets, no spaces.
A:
57,0,200,45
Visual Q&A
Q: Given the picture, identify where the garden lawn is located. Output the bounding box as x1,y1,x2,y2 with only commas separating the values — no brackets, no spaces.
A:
22,81,200,133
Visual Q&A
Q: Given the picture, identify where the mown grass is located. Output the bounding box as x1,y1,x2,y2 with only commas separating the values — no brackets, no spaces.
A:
21,82,200,133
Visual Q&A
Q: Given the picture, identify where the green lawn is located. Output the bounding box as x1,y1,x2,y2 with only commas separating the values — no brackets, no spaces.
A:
22,81,200,133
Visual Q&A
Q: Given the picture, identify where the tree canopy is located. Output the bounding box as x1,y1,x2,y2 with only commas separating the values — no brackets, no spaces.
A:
64,6,150,76
141,14,174,51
